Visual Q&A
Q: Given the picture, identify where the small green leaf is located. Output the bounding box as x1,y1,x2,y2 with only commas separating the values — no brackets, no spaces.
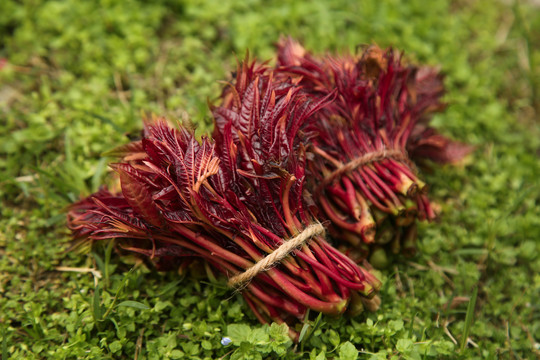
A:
338,341,358,360
269,323,289,340
434,340,455,355
116,300,150,310
328,329,340,347
227,323,251,343
315,350,326,360
368,350,389,360
201,340,213,350
248,327,269,345
231,342,258,360
389,319,404,332
109,340,122,353
170,349,184,359
396,338,413,353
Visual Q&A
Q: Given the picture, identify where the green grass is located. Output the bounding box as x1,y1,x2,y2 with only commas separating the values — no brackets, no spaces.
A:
1,0,539,358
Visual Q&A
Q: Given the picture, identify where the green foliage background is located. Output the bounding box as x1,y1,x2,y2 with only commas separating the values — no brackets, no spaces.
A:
1,0,539,358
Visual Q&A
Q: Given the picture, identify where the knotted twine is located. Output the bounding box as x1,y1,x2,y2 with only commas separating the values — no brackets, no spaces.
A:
316,148,414,193
227,223,326,288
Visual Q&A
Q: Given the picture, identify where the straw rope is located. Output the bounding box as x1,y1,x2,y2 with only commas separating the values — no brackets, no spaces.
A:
227,223,325,287
317,149,413,192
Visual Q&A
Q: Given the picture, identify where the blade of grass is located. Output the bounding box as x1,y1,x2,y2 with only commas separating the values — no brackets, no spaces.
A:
104,240,114,287
460,286,478,352
64,130,88,194
157,279,183,297
117,301,150,310
408,312,418,337
512,0,538,112
101,268,135,321
92,252,106,283
80,110,126,133
297,309,311,344
93,283,103,322
300,312,324,352
91,157,109,193
2,324,8,360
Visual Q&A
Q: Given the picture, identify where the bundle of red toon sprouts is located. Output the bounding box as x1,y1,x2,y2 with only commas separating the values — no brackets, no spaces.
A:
67,38,472,340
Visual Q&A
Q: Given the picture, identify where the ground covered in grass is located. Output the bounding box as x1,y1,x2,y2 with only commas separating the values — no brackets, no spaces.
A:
1,0,539,359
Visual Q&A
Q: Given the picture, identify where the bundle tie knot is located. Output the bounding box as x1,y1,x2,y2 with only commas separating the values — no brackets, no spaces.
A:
228,223,325,288
317,149,413,193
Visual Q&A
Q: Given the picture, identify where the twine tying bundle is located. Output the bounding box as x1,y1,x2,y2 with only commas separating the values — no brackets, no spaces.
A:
317,148,414,192
227,223,326,288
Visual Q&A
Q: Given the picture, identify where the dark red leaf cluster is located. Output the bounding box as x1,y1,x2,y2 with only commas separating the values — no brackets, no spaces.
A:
274,38,473,262
67,40,471,338
68,61,382,338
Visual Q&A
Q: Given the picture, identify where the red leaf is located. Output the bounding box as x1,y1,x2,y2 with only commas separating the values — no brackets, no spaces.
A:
409,127,475,165
102,140,145,160
114,164,163,228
